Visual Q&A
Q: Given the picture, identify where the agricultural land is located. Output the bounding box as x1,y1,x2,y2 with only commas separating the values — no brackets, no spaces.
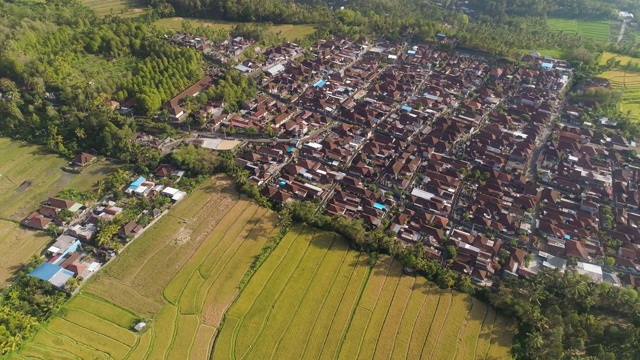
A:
0,138,116,284
213,225,514,360
82,0,146,17
600,69,640,120
12,175,281,360
153,17,317,41
546,18,610,42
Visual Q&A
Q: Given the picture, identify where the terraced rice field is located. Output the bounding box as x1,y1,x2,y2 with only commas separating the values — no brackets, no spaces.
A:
154,17,317,41
14,175,280,360
213,226,514,360
547,18,611,42
600,70,640,121
0,138,116,284
599,51,640,67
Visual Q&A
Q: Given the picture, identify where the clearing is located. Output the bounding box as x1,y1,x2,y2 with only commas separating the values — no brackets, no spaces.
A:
82,0,146,17
213,225,514,360
0,138,116,284
15,175,281,360
547,18,610,42
154,17,317,41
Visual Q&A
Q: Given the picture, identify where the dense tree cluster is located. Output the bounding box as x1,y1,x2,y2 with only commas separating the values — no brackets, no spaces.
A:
0,266,67,354
468,0,617,20
487,269,640,359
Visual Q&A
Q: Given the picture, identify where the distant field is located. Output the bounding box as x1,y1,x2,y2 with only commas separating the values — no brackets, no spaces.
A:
16,175,280,359
547,18,611,42
600,51,640,67
600,70,640,121
154,17,317,41
523,48,568,59
213,226,514,360
0,138,116,284
82,0,146,17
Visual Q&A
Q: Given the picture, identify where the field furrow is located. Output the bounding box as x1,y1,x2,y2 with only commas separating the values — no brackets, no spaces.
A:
373,274,416,360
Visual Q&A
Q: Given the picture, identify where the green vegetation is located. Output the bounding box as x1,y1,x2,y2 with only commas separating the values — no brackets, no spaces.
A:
546,18,610,42
154,17,317,41
489,269,640,359
82,0,146,17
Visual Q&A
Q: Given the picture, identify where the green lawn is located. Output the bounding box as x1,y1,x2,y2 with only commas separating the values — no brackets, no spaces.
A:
154,17,317,41
547,18,611,42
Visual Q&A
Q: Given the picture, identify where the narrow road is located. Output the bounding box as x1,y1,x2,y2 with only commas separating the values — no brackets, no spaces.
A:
617,19,628,45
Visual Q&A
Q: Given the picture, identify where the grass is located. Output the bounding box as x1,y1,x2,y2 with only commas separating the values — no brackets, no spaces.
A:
0,138,116,284
82,0,146,17
153,17,317,41
547,18,611,42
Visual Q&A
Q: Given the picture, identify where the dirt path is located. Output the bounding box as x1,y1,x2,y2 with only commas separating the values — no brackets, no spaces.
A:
617,19,628,45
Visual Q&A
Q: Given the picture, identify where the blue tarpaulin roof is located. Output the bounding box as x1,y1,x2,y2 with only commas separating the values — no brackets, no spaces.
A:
407,50,416,55
401,105,412,111
279,181,286,187
30,263,62,281
313,80,326,87
287,146,294,153
129,176,145,190
373,202,386,210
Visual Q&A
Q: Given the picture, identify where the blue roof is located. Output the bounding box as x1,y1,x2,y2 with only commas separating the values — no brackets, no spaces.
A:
30,263,63,281
401,105,412,111
373,202,386,210
279,181,286,187
313,80,326,87
129,176,145,190
437,33,447,37
287,146,294,153
407,50,416,55
565,234,571,240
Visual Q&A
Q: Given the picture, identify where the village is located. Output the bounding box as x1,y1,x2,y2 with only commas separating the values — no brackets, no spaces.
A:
23,32,640,291
133,32,640,288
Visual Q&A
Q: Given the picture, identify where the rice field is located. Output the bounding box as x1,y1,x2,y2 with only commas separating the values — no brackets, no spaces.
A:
0,138,116,284
547,18,611,42
153,17,317,41
16,175,280,360
82,0,146,17
213,226,514,360
600,70,640,121
599,51,640,67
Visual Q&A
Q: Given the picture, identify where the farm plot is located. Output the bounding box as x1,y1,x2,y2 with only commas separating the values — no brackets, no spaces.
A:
82,0,146,17
18,175,279,360
547,18,611,42
0,138,116,284
213,231,515,360
600,70,640,121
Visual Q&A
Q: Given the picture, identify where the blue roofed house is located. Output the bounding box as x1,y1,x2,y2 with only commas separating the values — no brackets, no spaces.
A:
30,262,74,288
127,177,146,194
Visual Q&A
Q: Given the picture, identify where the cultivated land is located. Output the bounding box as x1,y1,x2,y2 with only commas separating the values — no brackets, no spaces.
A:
213,225,514,360
600,69,640,120
0,138,116,284
154,17,317,41
547,18,611,42
82,0,146,17
14,175,281,360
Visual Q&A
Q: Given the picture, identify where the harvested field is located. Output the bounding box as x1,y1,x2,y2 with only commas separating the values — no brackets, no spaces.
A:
19,175,280,360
